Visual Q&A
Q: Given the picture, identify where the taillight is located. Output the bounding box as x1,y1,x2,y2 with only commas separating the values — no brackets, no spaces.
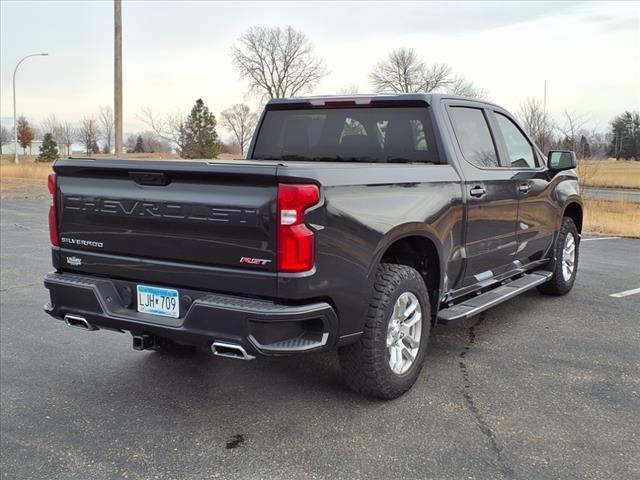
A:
277,183,320,272
48,173,59,246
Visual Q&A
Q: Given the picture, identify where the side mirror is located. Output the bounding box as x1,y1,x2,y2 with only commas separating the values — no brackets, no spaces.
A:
548,150,576,171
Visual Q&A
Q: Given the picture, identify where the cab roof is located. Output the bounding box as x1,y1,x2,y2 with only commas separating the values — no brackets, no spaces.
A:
266,93,499,109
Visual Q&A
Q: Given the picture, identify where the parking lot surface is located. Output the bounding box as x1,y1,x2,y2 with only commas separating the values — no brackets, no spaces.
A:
1,198,639,480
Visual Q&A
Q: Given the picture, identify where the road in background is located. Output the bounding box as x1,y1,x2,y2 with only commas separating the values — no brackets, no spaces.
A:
1,199,639,480
583,187,640,202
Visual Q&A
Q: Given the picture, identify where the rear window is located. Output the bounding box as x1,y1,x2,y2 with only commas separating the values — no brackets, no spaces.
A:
252,107,439,163
448,107,499,168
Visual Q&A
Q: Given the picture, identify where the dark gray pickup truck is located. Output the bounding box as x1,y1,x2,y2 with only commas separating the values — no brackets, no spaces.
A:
44,94,582,398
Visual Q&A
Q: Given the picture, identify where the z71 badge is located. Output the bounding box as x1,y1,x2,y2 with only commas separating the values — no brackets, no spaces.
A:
66,256,82,266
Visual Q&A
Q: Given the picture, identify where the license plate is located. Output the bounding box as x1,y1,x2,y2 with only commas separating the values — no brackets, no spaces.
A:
137,285,179,318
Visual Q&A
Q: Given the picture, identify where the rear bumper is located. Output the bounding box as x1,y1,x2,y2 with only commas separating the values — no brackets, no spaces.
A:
43,272,339,356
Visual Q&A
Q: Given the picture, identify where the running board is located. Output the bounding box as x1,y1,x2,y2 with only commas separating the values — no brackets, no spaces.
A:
437,271,553,325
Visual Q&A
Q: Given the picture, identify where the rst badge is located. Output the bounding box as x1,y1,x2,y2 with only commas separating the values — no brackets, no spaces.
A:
239,257,272,266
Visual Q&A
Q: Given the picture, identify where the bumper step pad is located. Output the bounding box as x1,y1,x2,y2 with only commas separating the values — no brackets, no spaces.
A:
249,331,329,353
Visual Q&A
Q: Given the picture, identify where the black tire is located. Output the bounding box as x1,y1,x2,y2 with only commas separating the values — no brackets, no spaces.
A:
339,263,431,399
153,337,198,355
538,217,579,296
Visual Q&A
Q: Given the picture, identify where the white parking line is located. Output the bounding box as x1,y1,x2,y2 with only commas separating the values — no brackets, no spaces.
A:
610,288,640,298
582,237,620,242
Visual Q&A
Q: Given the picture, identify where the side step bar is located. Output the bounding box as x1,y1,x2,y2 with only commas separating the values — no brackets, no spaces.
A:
437,270,553,325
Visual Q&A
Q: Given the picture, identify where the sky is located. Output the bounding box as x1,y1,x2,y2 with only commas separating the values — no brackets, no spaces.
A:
1,0,639,141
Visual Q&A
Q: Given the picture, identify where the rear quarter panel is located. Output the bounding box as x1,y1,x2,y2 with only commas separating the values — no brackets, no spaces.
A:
276,162,464,338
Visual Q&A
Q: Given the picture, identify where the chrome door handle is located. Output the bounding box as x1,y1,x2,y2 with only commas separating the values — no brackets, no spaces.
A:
469,186,486,198
518,183,531,194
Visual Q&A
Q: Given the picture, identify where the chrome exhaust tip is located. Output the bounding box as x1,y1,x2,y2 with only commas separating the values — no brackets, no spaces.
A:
211,341,255,360
64,314,98,331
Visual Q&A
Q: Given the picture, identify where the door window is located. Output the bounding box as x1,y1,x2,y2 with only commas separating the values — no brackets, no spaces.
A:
449,107,499,168
495,113,537,168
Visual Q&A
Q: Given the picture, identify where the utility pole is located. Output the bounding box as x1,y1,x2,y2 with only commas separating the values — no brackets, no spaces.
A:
114,0,123,157
543,80,548,152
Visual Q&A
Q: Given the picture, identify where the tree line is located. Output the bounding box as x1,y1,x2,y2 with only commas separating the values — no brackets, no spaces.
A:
1,25,637,161
518,98,639,160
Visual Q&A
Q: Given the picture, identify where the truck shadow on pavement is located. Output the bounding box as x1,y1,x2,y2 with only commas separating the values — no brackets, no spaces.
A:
70,292,540,410
72,294,525,410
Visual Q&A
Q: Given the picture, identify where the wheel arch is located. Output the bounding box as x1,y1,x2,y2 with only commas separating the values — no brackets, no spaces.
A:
373,229,444,322
563,201,583,234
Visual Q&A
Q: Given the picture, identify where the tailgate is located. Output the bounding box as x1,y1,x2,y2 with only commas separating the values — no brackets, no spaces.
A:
54,159,278,290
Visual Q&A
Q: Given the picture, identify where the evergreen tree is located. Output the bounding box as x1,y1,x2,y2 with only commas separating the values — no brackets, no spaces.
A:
36,133,60,162
608,111,640,160
579,135,591,158
133,135,145,153
179,99,221,159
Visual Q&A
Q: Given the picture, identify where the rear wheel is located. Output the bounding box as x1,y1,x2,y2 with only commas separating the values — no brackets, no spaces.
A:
538,217,579,296
339,264,431,399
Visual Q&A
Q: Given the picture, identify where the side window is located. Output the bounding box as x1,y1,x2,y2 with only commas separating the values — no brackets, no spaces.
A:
495,113,536,168
449,107,499,168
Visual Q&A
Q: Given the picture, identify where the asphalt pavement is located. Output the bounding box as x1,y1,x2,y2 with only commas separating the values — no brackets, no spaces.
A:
1,198,639,480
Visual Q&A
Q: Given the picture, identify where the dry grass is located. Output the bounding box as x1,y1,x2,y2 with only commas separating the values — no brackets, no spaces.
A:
583,197,640,237
2,155,638,237
577,159,640,190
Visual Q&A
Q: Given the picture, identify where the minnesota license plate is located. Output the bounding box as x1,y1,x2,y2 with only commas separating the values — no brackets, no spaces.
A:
137,285,179,318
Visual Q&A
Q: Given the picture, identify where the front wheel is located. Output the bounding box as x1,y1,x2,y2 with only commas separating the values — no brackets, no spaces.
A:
538,217,579,296
339,264,431,399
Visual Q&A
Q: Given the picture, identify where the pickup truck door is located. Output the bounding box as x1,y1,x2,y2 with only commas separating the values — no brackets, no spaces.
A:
446,105,519,288
488,110,556,267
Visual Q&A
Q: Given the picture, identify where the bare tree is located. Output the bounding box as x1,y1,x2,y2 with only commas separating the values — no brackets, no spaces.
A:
220,104,257,156
369,48,452,93
370,48,425,93
421,62,452,92
231,25,327,99
518,97,554,152
125,131,172,154
59,121,76,156
557,110,589,154
41,114,64,152
97,106,115,154
138,107,184,151
447,75,488,99
77,117,100,156
338,84,359,95
0,125,9,154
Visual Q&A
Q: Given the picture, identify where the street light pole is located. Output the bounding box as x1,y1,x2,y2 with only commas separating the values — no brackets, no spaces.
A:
12,53,48,164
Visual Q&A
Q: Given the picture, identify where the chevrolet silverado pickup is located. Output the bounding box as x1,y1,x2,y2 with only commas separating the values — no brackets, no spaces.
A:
44,94,582,399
